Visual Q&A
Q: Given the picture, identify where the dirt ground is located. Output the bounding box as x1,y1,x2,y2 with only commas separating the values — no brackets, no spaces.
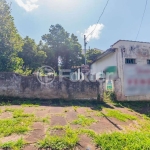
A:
0,100,147,150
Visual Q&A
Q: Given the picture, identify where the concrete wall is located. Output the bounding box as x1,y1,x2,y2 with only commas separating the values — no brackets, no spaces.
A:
0,72,100,100
112,40,150,101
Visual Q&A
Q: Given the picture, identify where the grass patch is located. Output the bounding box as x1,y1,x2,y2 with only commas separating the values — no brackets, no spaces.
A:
94,131,150,150
0,109,35,137
0,109,2,114
21,104,39,107
95,111,104,117
0,138,26,150
72,115,97,126
105,109,137,122
50,125,65,130
0,101,11,106
73,106,78,112
37,127,78,150
13,109,34,118
37,116,50,124
4,108,16,112
77,128,96,138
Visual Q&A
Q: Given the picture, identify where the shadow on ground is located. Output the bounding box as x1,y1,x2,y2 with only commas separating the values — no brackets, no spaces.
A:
113,101,150,117
0,96,114,110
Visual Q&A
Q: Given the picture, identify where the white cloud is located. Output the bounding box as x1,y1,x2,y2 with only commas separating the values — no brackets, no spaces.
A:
81,24,104,41
15,0,39,12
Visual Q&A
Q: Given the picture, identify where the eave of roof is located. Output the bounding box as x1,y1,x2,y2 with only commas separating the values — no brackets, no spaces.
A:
111,40,150,47
90,48,116,65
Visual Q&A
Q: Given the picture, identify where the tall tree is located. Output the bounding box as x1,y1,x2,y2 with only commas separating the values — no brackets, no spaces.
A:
0,0,23,72
42,24,84,73
61,33,84,69
18,36,47,74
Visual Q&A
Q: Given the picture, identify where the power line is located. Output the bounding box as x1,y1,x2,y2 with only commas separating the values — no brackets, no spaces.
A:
86,0,110,41
135,0,148,41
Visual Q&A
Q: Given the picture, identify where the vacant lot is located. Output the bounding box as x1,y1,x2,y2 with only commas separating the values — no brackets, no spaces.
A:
0,98,150,150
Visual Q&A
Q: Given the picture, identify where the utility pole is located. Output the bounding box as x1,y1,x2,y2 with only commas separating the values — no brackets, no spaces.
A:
84,35,87,65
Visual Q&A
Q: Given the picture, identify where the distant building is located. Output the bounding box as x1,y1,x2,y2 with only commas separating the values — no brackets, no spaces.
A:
90,40,150,101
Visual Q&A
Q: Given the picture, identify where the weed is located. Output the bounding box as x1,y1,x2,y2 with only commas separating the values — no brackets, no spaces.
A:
42,116,50,124
73,106,78,112
0,138,26,150
37,127,78,150
50,125,64,130
0,109,35,137
0,101,11,106
78,128,96,138
95,112,104,117
64,109,69,113
94,131,150,150
21,104,39,107
72,115,97,126
4,108,16,112
0,109,2,114
13,109,34,118
105,109,137,122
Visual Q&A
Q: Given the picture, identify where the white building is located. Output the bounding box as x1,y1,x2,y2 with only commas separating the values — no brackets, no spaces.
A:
90,40,150,101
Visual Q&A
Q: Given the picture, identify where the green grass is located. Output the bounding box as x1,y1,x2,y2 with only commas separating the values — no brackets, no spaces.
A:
0,109,35,137
13,109,34,118
37,127,78,150
94,131,150,150
95,111,104,117
21,104,39,107
0,138,26,150
4,108,17,112
50,125,65,130
105,109,137,122
72,106,79,112
77,128,96,138
0,101,11,106
37,116,50,124
0,109,2,114
72,115,97,126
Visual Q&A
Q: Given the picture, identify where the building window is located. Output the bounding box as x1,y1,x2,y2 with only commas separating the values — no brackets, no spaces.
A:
147,60,150,64
125,58,136,64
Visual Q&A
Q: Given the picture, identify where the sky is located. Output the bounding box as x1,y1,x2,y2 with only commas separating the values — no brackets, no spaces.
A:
6,0,150,50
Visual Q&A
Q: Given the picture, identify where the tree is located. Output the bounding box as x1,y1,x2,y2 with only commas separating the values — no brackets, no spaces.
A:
61,33,84,69
0,0,23,72
86,48,102,64
18,37,47,74
42,24,84,73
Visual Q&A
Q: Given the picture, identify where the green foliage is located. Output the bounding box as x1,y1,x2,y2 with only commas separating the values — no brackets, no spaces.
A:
0,138,26,150
12,109,34,118
104,91,117,102
0,109,35,137
72,115,97,126
18,36,47,74
95,111,104,117
42,117,50,124
21,103,39,107
0,0,24,72
78,128,96,138
86,48,102,64
42,24,84,73
73,106,78,112
94,132,150,150
37,127,78,150
105,109,137,122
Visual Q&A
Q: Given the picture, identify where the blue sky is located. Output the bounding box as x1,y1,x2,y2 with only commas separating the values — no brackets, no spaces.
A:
7,0,150,50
